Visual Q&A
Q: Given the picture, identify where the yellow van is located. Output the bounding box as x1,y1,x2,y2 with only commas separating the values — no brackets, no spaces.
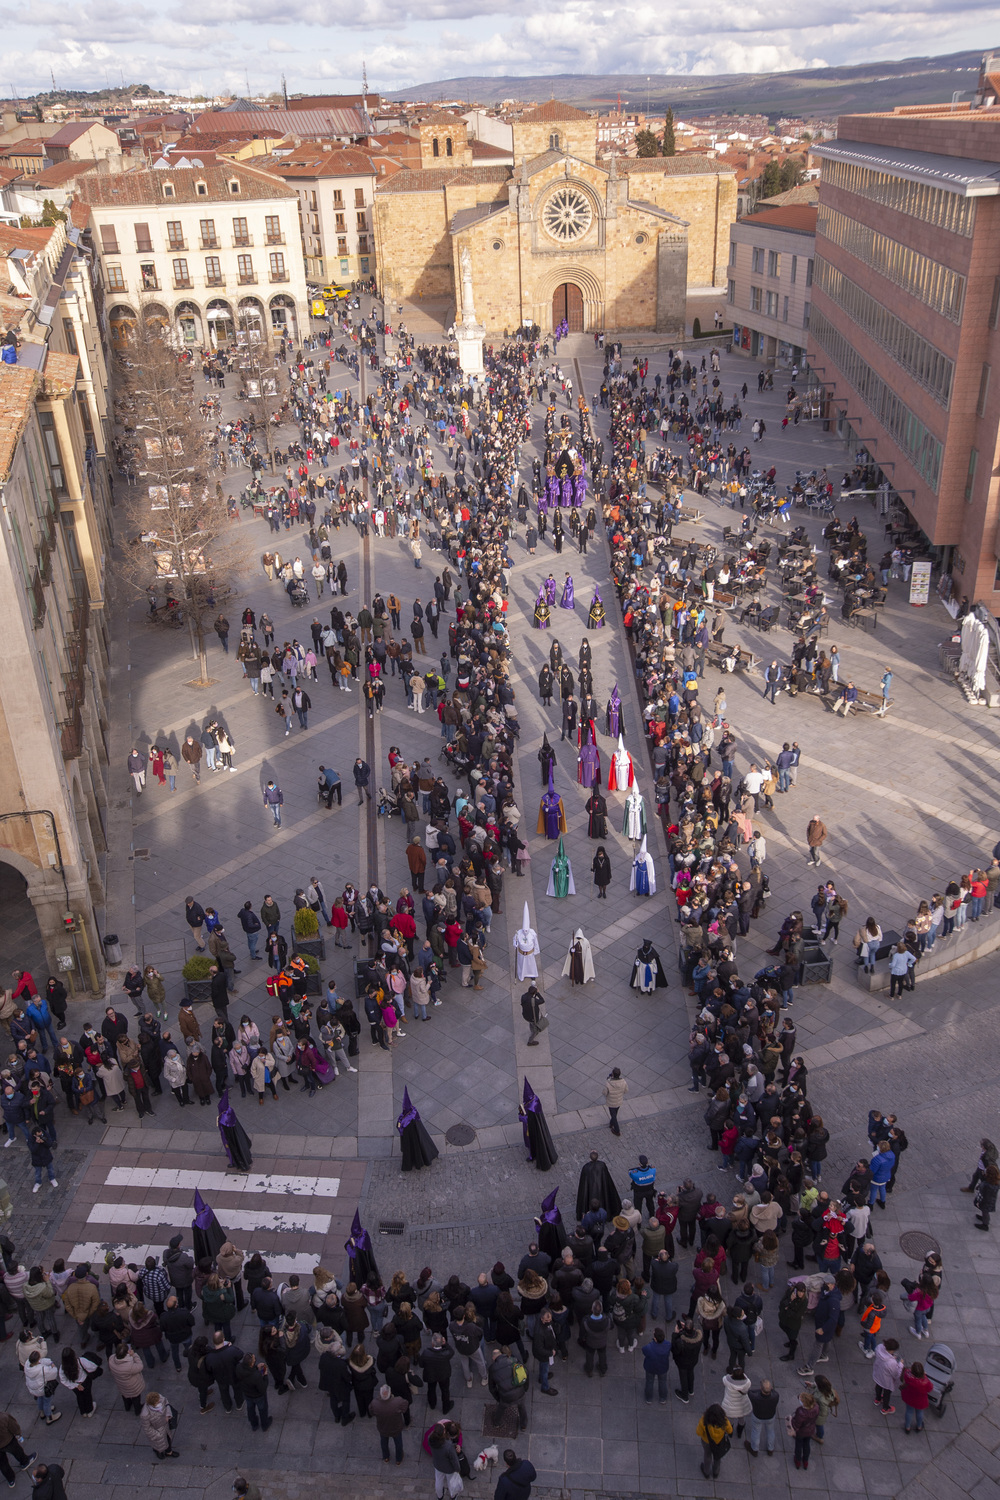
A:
311,298,327,317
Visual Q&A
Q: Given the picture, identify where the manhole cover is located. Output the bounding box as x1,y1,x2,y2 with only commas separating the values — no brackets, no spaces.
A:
446,1123,477,1146
379,1220,405,1236
482,1404,520,1439
899,1230,940,1261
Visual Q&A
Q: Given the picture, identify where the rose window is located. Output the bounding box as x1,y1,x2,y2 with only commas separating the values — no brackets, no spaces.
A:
542,187,593,242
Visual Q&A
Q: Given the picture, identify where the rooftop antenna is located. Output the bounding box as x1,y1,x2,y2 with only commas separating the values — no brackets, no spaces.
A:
50,68,56,92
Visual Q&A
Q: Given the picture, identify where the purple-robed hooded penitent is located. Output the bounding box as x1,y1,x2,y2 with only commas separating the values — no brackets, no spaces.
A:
519,1078,558,1171
396,1086,439,1172
345,1207,380,1284
217,1089,253,1172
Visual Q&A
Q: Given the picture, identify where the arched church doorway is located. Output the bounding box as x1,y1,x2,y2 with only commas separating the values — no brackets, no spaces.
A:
552,282,584,332
0,862,46,982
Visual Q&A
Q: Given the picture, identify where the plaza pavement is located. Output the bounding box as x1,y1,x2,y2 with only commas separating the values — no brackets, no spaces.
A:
3,318,999,1497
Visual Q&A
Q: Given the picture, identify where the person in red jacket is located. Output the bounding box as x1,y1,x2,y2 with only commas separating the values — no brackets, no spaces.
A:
11,970,37,1003
900,1360,933,1433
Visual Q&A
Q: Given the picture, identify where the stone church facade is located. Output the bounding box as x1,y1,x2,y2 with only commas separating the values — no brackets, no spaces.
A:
372,102,736,336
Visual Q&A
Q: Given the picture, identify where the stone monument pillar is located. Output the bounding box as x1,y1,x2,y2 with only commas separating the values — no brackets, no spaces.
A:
454,245,485,378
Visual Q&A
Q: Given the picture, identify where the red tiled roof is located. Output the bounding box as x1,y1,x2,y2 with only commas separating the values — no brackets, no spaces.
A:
740,205,818,232
76,162,296,207
518,100,590,122
376,165,511,193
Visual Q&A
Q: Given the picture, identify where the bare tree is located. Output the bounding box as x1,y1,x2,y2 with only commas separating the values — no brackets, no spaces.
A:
118,308,243,685
233,311,282,476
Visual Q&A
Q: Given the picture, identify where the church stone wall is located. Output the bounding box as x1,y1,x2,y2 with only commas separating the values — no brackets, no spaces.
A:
512,119,595,164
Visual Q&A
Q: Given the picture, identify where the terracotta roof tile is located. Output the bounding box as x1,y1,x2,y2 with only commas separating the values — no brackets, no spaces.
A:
623,155,734,177
376,165,510,194
518,100,591,123
0,365,40,484
76,162,296,207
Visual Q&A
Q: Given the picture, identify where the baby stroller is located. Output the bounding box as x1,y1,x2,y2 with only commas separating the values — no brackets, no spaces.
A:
377,786,398,818
923,1343,956,1418
288,579,309,608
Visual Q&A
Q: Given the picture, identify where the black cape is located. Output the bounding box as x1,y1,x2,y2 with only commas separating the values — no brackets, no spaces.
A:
538,1217,568,1260
400,1118,440,1172
524,1105,559,1172
576,1158,622,1220
631,942,669,989
192,1206,226,1264
220,1115,254,1173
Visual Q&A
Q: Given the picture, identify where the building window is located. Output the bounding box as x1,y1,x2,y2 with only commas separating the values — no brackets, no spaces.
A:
358,235,369,254
173,257,190,286
139,263,157,290
38,413,65,493
549,133,560,150
729,241,736,266
269,251,286,280
446,137,453,156
991,277,1000,329
750,286,762,312
356,212,366,233
335,213,345,233
355,188,365,208
727,280,735,304
199,219,218,248
810,306,943,490
62,317,78,355
99,225,119,255
818,208,963,320
751,247,764,274
106,265,125,290
233,217,250,247
265,214,282,244
806,258,813,287
340,258,349,276
977,364,991,418
432,138,439,157
205,256,222,285
765,291,779,318
134,221,153,252
965,448,978,502
237,253,254,283
166,220,184,249
195,181,208,195
332,189,343,208
803,301,810,328
360,257,370,274
229,179,241,194
790,255,797,284
163,182,174,198
767,250,780,278
813,257,954,406
782,296,789,322
337,237,347,256
819,158,976,237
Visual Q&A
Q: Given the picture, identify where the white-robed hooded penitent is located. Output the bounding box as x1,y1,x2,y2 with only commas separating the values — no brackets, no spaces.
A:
513,901,540,980
622,781,646,840
606,734,634,793
629,835,656,896
561,928,595,984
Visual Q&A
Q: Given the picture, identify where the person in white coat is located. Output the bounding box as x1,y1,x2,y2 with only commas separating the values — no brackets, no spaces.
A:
562,930,595,984
23,1349,62,1425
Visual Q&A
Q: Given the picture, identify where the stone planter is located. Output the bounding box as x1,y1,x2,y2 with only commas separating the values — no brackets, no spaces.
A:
293,937,326,961
184,979,214,1002
799,945,833,984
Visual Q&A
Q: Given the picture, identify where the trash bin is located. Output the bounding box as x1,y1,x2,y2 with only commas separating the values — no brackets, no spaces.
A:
103,933,122,965
799,944,833,984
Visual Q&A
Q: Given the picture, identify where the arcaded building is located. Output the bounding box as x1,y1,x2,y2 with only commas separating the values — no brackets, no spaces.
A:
373,102,736,335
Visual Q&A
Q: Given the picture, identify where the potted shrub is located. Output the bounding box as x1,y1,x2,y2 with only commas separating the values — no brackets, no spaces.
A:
182,952,214,1002
301,951,322,995
292,906,326,961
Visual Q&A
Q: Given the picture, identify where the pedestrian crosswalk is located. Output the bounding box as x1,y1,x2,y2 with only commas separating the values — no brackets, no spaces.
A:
55,1159,360,1284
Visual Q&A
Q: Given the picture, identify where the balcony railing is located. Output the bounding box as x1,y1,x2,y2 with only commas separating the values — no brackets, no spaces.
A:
140,277,160,291
265,233,285,245
166,238,188,252
105,277,128,293
60,704,83,760
232,235,253,248
199,237,220,250
269,270,289,283
173,277,193,290
135,242,154,254
238,273,257,285
29,568,45,630
205,275,226,287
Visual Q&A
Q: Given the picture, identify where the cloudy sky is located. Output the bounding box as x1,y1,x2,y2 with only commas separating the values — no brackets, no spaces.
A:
0,0,995,99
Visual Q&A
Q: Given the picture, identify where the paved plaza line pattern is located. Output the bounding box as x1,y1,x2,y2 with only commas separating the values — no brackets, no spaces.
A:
87,1202,334,1233
104,1166,342,1196
64,1242,322,1277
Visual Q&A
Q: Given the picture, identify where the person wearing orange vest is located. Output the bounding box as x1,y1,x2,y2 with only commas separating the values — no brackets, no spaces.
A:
859,1293,886,1357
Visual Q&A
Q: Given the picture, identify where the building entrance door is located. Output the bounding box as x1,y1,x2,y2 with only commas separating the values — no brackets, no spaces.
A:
552,282,584,332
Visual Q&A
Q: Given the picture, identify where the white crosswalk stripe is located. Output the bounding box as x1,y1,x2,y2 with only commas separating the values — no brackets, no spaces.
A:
87,1202,332,1234
66,1242,323,1277
104,1167,341,1197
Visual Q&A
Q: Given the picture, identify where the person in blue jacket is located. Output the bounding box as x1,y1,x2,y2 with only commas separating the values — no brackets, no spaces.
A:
869,1141,896,1208
641,1327,672,1404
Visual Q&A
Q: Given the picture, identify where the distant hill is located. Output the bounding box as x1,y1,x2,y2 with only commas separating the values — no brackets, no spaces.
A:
381,49,984,119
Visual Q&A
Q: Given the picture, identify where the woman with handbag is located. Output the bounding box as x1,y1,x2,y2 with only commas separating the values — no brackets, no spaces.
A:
23,1349,61,1425
58,1347,101,1416
696,1402,733,1478
140,1391,179,1459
